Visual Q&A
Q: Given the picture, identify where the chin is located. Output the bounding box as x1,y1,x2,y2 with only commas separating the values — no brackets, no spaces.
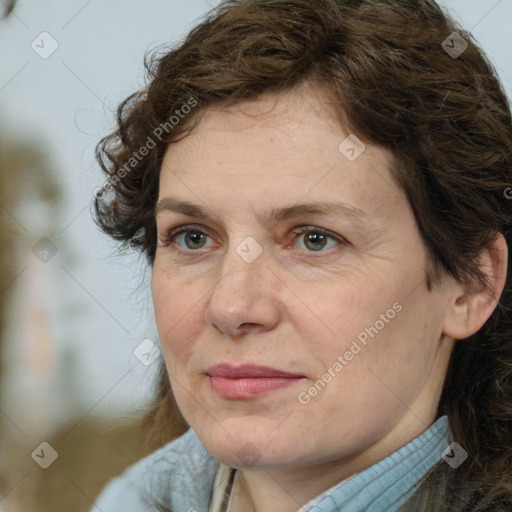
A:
190,416,307,469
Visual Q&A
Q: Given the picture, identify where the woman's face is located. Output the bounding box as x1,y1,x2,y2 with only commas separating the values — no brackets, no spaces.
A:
152,85,457,472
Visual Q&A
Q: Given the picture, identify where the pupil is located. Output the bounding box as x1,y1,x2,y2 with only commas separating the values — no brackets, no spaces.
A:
306,233,326,251
186,231,205,248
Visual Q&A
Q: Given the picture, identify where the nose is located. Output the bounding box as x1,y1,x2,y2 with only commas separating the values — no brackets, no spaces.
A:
203,240,281,337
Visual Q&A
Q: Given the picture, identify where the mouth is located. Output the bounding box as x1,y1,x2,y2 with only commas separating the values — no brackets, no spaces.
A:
205,363,306,399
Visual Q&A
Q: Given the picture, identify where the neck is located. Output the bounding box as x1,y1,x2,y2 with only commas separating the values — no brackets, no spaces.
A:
232,463,351,512
231,412,438,512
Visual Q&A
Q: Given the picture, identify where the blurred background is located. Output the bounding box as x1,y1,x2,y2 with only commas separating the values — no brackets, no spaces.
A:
0,1,510,511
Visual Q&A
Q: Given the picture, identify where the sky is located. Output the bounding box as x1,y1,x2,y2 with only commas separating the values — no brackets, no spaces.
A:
0,0,511,438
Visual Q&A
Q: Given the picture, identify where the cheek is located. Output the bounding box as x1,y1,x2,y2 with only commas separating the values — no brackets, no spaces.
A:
328,294,439,411
303,275,436,386
152,272,205,367
302,281,391,354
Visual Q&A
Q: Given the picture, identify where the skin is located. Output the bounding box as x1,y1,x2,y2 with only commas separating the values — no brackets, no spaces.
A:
151,83,508,512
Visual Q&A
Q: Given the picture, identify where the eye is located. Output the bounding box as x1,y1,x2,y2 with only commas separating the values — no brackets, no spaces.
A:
158,224,346,254
159,225,214,251
290,226,345,252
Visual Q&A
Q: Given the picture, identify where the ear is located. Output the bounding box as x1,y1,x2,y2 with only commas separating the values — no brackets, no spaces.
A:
442,232,508,340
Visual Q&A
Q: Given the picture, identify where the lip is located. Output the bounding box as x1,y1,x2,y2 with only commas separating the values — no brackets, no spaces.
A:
206,364,306,399
206,363,304,378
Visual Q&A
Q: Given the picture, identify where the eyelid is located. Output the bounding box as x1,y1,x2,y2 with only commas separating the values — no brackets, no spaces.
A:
290,225,345,240
158,223,214,248
288,225,347,251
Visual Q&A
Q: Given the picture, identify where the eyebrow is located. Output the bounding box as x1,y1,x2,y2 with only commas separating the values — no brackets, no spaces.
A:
155,198,368,223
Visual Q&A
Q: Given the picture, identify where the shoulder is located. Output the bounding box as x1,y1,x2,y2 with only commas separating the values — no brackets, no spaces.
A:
92,428,220,512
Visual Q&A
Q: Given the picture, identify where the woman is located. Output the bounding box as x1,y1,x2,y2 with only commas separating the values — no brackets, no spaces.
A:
92,0,512,510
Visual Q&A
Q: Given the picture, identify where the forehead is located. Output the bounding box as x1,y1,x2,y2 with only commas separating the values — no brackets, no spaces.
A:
177,86,351,160
158,87,405,223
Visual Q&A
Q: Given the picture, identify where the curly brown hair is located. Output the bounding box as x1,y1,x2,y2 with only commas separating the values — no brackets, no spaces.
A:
93,0,512,510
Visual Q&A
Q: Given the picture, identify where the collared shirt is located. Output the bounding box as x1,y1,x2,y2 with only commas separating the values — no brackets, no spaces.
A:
92,416,451,512
208,416,451,512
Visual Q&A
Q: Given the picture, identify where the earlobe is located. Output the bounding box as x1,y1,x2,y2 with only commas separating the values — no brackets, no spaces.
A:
442,232,508,341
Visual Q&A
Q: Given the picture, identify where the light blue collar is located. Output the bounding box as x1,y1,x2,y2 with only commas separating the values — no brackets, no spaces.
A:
302,415,451,512
92,416,451,512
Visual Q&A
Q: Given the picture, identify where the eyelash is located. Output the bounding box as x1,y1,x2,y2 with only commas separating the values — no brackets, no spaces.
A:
158,224,347,254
